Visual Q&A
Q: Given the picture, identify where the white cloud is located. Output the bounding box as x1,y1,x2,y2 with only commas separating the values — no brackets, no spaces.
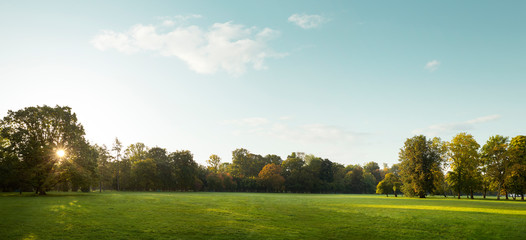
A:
288,14,328,29
226,117,361,144
412,114,501,136
465,115,501,124
226,117,269,127
425,60,440,72
287,124,357,143
92,20,283,76
157,14,202,26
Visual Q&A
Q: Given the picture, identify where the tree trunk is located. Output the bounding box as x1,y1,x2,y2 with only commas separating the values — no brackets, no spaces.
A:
483,188,486,199
497,184,501,200
470,189,474,199
394,192,397,197
458,191,461,199
522,194,524,201
506,190,509,200
116,168,120,191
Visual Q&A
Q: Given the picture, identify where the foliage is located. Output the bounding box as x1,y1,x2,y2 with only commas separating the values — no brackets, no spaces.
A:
231,148,270,178
0,105,92,194
258,163,285,192
170,150,198,191
207,154,221,173
446,133,481,199
507,135,526,199
376,173,401,197
399,135,443,198
481,135,509,199
2,105,526,199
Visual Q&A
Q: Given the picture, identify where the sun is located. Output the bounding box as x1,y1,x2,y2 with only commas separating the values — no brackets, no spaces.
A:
56,149,66,158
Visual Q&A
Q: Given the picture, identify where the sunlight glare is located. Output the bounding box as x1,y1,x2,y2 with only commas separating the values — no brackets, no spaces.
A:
56,149,65,158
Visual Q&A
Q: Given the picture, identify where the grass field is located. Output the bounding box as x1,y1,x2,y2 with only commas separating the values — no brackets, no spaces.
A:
1,192,525,239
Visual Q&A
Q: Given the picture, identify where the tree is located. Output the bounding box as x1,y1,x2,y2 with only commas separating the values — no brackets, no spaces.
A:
363,172,377,194
345,166,364,193
170,150,198,191
231,148,270,178
111,138,123,191
446,133,481,199
0,134,24,192
281,152,305,177
206,172,224,191
95,144,111,192
376,180,391,197
0,105,90,195
376,173,401,197
507,136,526,200
207,154,221,173
69,142,98,192
258,163,285,192
364,161,382,185
232,149,252,177
264,154,283,166
481,135,509,199
132,158,157,191
148,147,171,191
125,142,148,163
399,135,442,198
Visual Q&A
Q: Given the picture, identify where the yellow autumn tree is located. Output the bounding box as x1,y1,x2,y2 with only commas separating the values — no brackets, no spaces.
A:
258,163,285,192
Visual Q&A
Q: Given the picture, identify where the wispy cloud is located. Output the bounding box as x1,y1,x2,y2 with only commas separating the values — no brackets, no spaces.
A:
288,14,328,29
226,117,269,127
425,60,440,72
91,19,284,76
226,117,363,144
275,123,357,143
157,14,202,26
412,114,501,136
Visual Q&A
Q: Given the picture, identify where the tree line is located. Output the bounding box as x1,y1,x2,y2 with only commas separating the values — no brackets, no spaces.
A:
0,105,524,200
390,134,526,200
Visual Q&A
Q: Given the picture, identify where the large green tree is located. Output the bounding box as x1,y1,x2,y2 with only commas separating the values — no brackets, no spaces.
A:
446,133,481,199
481,135,509,199
132,158,157,191
170,150,198,191
148,147,171,191
0,105,91,195
507,135,526,200
399,135,443,198
281,152,305,192
345,165,364,193
232,148,271,178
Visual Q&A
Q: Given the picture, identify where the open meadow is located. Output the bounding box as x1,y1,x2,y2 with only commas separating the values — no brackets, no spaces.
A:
1,192,525,239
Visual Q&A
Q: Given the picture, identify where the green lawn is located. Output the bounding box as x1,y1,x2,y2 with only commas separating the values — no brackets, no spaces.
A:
1,192,525,239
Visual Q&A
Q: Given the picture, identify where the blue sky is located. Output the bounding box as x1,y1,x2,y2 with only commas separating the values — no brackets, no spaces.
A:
1,1,525,166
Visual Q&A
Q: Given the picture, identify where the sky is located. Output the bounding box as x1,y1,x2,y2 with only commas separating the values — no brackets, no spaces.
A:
1,0,525,167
